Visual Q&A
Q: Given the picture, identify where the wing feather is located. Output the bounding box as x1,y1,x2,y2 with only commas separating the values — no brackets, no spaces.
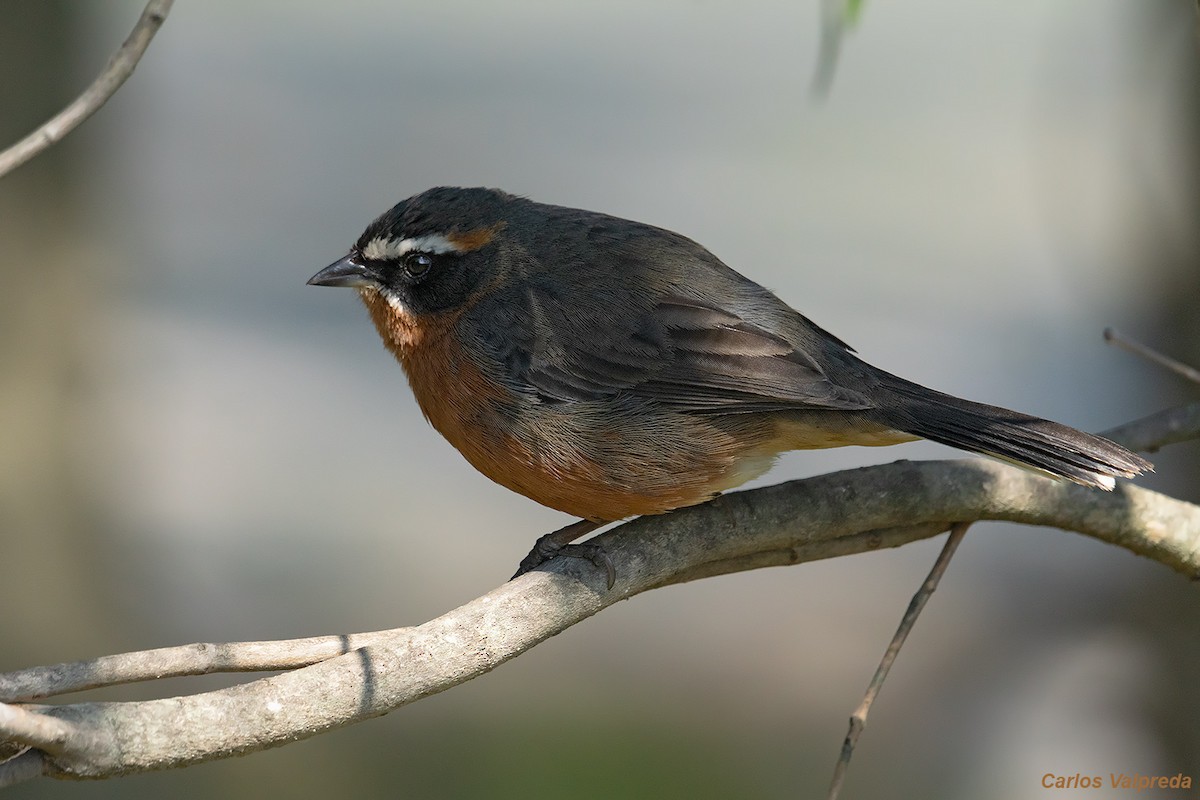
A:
504,293,871,413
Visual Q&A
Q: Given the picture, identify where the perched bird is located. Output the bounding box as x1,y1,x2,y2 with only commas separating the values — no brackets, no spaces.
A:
308,187,1151,586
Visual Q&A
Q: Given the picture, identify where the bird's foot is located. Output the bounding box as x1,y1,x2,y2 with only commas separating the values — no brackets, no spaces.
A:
511,519,613,589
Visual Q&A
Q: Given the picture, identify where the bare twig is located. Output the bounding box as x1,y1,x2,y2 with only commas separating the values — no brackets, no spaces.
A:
1104,327,1200,385
0,0,174,179
0,631,407,702
1101,402,1200,453
0,703,86,757
826,522,971,800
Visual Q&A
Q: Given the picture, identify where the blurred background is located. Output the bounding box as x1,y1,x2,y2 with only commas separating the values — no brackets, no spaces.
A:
2,1,1198,797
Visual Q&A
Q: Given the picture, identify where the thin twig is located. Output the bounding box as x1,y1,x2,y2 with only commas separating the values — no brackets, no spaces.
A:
826,521,971,800
1102,402,1200,454
0,0,174,180
0,703,83,757
1104,328,1200,385
0,631,405,702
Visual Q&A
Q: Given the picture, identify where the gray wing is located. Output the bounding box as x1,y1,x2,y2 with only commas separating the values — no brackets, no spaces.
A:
475,286,873,414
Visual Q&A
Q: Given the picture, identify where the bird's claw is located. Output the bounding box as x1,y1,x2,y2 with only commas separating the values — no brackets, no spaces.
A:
511,536,616,590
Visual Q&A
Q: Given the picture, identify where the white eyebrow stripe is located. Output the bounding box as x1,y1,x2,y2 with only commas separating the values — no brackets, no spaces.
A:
361,234,460,261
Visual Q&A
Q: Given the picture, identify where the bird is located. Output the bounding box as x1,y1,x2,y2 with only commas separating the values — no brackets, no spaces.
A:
308,186,1152,587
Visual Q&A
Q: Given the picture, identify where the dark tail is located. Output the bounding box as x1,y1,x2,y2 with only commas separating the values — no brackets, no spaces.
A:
875,372,1153,490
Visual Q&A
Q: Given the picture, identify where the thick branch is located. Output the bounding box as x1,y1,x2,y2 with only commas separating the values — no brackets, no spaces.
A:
0,0,173,179
2,458,1197,781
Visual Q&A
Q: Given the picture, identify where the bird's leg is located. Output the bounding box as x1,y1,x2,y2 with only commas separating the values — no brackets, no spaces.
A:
511,518,613,589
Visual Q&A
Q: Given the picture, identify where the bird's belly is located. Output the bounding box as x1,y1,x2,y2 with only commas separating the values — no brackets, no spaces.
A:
412,375,779,520
457,407,779,521
393,326,900,520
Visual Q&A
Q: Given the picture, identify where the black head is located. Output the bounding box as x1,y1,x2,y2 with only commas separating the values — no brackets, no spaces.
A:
307,187,514,315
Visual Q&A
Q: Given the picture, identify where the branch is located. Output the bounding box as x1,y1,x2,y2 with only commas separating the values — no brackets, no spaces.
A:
0,0,174,180
1101,402,1200,453
0,633,407,702
826,521,971,800
1104,328,1200,385
0,704,96,758
1,453,1198,782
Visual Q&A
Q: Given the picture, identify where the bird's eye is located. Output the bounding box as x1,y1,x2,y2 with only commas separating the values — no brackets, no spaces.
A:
404,252,434,277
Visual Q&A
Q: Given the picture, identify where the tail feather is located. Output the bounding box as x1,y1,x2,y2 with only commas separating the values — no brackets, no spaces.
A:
876,374,1153,490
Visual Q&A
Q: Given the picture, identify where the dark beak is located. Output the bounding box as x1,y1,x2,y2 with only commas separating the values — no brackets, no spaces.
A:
307,254,379,288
